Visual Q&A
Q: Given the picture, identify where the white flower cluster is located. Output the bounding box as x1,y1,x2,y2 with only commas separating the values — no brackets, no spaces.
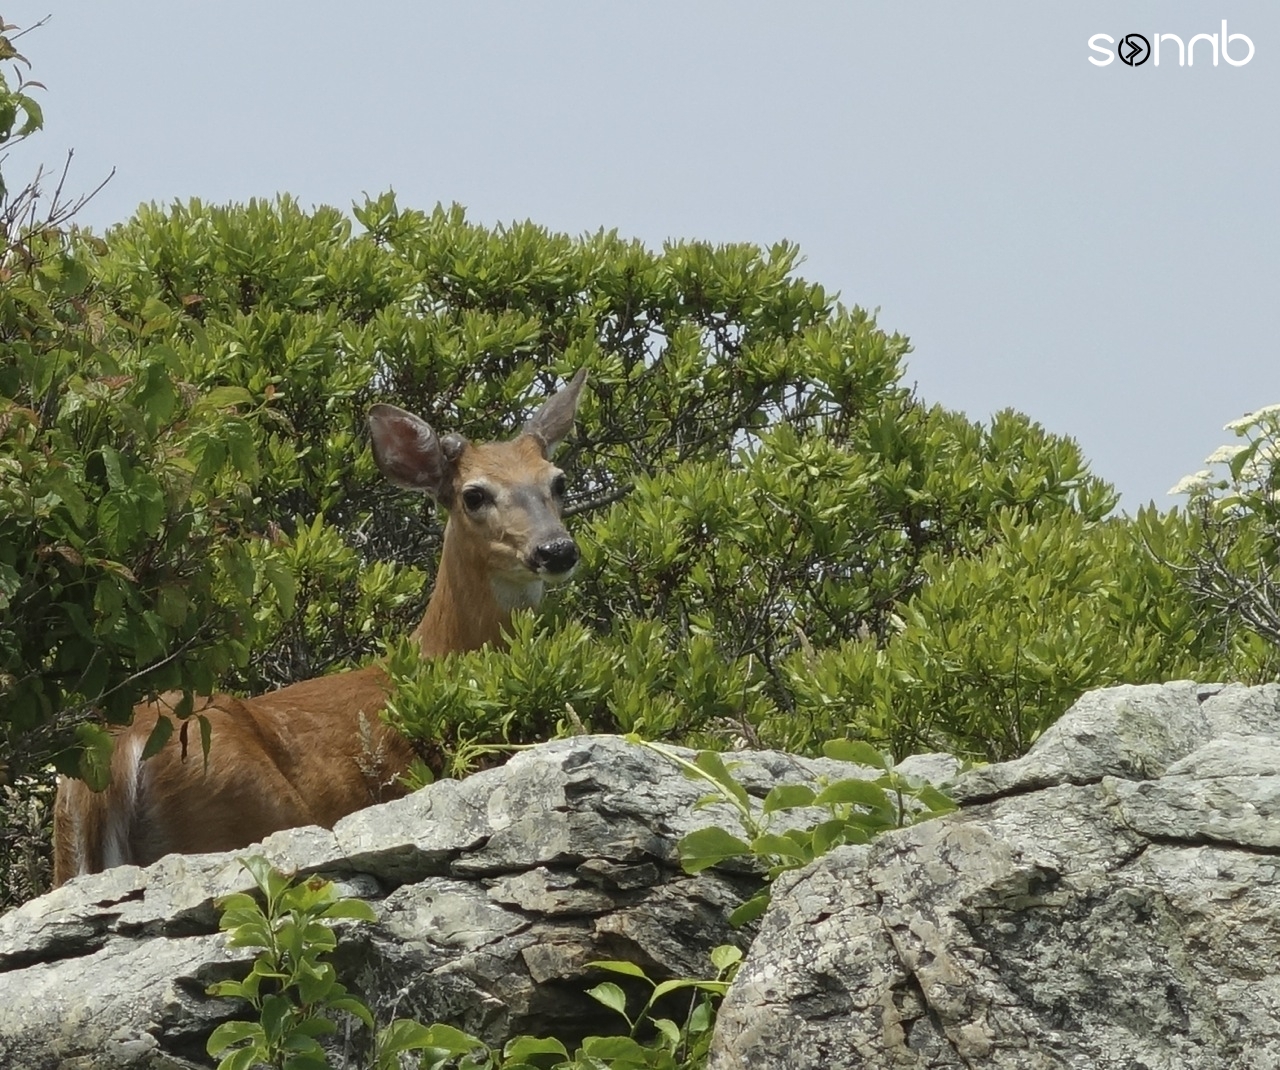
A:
1169,405,1280,497
1224,403,1280,433
1204,444,1247,465
1167,471,1213,497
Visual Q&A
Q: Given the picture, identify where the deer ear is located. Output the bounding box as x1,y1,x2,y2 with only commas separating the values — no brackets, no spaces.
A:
523,369,588,458
368,404,458,500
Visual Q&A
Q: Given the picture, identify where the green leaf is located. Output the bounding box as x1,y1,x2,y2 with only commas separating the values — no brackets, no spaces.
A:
586,981,629,1019
761,783,817,814
206,1020,263,1056
687,999,713,1036
99,445,127,490
750,831,811,862
811,817,863,855
141,715,174,760
914,784,958,815
289,1016,338,1040
215,1047,261,1070
375,1018,441,1057
206,979,251,1000
135,356,178,424
282,1032,327,1054
215,891,259,914
580,1035,652,1061
280,1052,329,1070
586,959,650,981
265,558,298,618
502,1035,570,1061
813,778,892,811
677,827,752,874
17,93,44,136
1229,439,1261,482
195,385,255,412
74,722,115,792
259,993,294,1045
221,914,273,947
415,1022,488,1056
226,419,257,475
822,739,889,768
189,433,227,480
652,977,729,1000
96,491,139,551
199,713,213,768
652,1017,682,1050
329,996,375,1030
239,854,287,896
321,898,378,923
710,944,744,972
0,561,20,612
693,750,750,811
296,961,337,1004
133,476,166,535
728,891,771,927
155,583,190,627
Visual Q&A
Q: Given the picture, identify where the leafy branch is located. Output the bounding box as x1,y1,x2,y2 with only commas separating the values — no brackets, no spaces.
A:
644,739,956,925
208,856,743,1070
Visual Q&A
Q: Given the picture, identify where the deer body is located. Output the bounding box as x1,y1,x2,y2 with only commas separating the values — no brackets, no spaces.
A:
52,372,587,885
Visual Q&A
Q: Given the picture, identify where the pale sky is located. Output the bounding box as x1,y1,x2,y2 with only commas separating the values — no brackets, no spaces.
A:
8,2,1278,511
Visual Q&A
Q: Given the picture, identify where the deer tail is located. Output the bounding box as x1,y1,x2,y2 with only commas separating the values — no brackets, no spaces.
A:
52,734,145,885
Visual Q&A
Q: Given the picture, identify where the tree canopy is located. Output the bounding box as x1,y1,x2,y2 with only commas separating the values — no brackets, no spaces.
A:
2,189,1216,780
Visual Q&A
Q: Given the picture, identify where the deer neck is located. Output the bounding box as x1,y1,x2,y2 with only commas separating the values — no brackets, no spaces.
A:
411,519,543,658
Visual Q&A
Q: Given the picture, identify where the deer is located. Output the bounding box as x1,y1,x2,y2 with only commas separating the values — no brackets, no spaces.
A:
52,370,587,885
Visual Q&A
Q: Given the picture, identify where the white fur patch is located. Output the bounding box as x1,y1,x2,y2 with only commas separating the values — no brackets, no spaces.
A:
491,575,545,612
59,776,87,878
102,734,144,870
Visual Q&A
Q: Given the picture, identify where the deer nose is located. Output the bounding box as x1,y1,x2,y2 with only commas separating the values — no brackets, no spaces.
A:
530,537,579,576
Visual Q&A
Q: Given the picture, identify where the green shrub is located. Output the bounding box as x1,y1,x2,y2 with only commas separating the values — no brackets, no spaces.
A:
4,186,1220,782
1167,404,1280,680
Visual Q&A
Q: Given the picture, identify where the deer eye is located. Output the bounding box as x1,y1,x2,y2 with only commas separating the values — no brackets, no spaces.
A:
550,474,568,499
461,486,492,513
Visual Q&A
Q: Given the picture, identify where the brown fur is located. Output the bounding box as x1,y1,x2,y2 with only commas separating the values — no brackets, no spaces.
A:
52,374,586,884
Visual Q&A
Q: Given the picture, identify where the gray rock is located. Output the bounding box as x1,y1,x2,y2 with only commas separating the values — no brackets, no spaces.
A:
0,734,910,1068
27,680,1276,1070
708,682,1280,1070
